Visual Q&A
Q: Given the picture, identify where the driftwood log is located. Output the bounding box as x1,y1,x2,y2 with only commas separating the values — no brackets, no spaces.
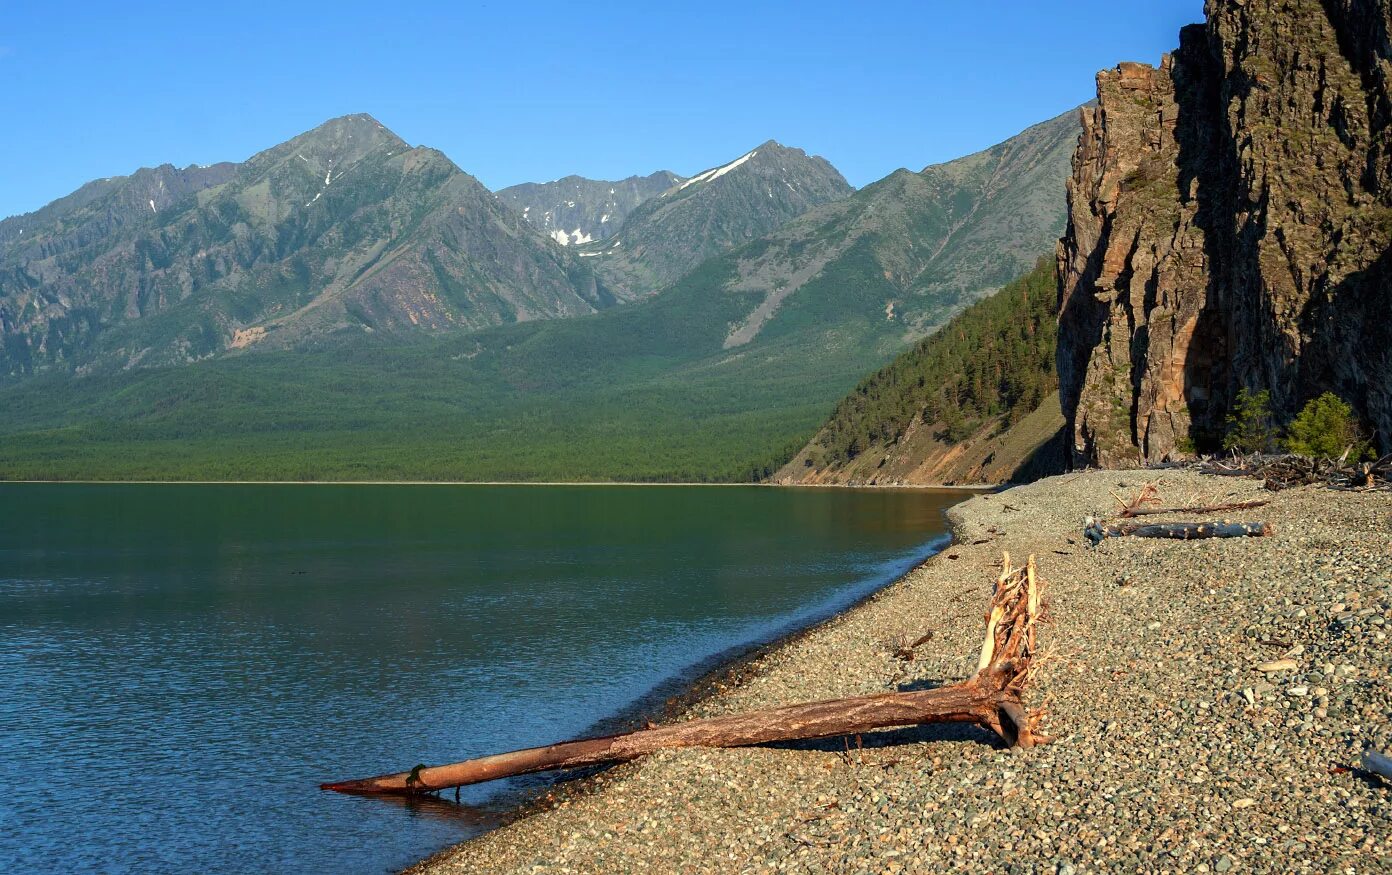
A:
322,553,1048,797
1113,482,1270,518
1085,519,1272,546
1121,500,1269,518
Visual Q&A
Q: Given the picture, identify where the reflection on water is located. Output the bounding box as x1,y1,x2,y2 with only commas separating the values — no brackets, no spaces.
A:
0,483,964,873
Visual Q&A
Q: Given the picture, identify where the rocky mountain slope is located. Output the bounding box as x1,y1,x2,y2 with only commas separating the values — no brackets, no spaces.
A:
707,109,1079,354
0,162,238,257
577,142,854,298
0,114,611,374
495,171,682,246
1058,0,1392,466
776,259,1065,486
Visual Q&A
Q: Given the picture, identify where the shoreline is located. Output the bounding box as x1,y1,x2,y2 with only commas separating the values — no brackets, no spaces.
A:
400,531,959,872
396,495,978,871
0,479,994,490
412,468,1391,873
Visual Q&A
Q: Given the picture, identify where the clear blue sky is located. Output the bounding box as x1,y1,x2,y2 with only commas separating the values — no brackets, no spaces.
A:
0,0,1203,219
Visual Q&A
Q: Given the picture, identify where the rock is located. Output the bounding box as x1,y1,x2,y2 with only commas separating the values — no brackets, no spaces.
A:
1257,659,1299,673
1056,0,1392,464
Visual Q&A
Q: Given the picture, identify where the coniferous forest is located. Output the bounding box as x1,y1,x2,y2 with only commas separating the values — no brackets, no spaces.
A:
809,258,1058,466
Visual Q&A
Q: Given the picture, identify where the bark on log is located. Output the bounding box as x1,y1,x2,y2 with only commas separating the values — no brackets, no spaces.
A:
1120,499,1269,518
1085,519,1272,546
322,554,1047,797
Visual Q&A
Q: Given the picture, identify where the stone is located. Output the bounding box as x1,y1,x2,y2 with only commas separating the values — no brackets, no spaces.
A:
1057,0,1392,464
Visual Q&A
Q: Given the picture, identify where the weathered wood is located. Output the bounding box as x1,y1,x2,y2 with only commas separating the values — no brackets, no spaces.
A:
1364,749,1392,782
1120,499,1269,518
1127,522,1272,539
1113,483,1161,517
322,554,1047,797
1198,452,1391,490
1085,519,1272,546
323,673,1019,795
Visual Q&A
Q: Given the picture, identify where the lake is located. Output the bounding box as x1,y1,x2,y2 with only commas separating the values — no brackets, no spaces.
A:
0,483,965,873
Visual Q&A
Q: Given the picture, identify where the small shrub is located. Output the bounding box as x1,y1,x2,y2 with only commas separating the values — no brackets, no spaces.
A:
1284,392,1372,459
1223,388,1276,453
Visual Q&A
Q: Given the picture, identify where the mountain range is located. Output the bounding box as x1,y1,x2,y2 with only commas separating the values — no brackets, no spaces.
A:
0,108,1080,481
0,114,617,373
9,0,1378,485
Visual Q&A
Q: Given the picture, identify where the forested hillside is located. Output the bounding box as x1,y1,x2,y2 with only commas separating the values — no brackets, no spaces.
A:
778,259,1065,485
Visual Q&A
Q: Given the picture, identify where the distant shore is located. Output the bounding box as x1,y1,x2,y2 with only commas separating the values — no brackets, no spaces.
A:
413,468,1391,873
1,478,994,490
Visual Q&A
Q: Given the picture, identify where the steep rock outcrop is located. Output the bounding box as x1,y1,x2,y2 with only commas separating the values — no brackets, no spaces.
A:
1058,0,1392,466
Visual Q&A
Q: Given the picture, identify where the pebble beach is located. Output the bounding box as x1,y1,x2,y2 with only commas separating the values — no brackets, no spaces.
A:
415,469,1391,874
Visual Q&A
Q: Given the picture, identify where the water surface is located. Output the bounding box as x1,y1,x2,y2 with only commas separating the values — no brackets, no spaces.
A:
0,483,964,873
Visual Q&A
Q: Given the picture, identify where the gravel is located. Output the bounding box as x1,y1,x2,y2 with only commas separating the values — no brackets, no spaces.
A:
413,471,1392,874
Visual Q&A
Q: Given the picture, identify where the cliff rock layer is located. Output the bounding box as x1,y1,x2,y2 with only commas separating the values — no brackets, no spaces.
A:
1058,0,1392,466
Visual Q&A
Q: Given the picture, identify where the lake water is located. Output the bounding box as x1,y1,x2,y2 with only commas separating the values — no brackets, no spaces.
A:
0,483,964,873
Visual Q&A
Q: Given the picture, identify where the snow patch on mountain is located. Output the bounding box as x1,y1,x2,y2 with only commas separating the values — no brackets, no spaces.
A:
550,228,595,246
668,151,758,196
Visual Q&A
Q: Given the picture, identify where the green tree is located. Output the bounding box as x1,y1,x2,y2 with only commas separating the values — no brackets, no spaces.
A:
1222,388,1276,453
1284,392,1372,459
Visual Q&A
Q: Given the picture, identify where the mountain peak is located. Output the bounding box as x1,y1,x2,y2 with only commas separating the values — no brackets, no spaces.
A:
668,141,849,195
753,138,798,152
576,141,855,297
314,112,394,135
265,114,409,169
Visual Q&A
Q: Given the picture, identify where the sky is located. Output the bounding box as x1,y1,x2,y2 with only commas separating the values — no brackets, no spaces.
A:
0,0,1204,219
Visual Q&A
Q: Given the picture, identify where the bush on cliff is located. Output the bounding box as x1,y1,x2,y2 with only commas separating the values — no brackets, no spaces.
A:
1284,392,1373,460
1222,388,1276,453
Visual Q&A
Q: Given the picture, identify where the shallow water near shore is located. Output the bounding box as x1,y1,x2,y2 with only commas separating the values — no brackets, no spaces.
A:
0,483,964,874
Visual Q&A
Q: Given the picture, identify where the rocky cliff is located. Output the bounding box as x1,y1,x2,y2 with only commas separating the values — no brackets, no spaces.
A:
1057,0,1392,466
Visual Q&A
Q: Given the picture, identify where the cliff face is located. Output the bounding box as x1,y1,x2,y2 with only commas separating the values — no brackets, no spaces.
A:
1058,0,1392,466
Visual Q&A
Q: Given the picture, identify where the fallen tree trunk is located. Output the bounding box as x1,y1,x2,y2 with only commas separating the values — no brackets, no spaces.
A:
1120,499,1269,518
323,553,1048,797
1085,519,1272,546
